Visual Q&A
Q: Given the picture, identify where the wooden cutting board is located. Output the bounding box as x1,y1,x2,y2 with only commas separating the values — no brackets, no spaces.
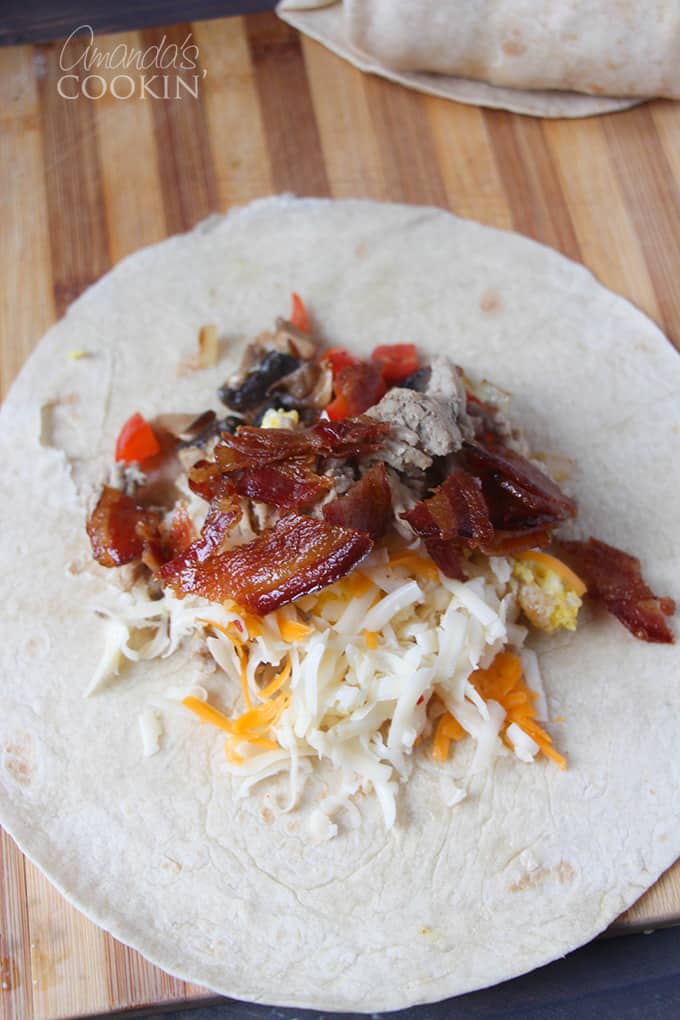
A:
1,12,679,1019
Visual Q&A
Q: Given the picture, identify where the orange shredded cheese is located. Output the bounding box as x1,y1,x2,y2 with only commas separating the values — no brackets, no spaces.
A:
259,657,292,699
183,695,236,732
470,652,567,769
515,550,587,597
276,612,313,643
432,711,466,761
363,630,379,650
388,552,439,581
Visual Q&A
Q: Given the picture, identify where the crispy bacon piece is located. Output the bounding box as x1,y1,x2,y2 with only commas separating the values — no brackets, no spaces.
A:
214,417,389,473
462,441,576,532
557,538,675,643
87,486,161,568
164,503,197,560
487,528,552,556
334,362,387,416
157,480,242,587
323,464,393,539
188,459,223,502
401,468,494,579
159,513,372,615
232,461,332,510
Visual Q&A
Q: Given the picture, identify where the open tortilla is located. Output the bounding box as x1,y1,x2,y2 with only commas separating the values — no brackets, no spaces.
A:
275,1,664,118
0,197,679,1011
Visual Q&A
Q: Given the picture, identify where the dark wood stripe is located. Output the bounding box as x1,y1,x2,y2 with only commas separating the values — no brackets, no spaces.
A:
363,75,448,208
142,23,219,235
483,109,581,262
246,14,330,197
603,106,680,347
0,831,33,1020
35,39,111,318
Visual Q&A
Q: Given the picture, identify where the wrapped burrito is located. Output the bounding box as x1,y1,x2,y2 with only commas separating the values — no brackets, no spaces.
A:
278,0,680,117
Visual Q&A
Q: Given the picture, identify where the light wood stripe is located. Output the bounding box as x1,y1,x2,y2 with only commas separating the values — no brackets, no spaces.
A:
246,15,331,197
542,117,661,327
302,36,386,199
603,105,680,347
0,44,55,398
142,24,219,234
651,101,680,187
483,109,582,260
93,31,168,263
35,39,111,318
192,17,273,209
363,74,448,208
25,867,110,1020
424,98,513,229
0,830,32,1020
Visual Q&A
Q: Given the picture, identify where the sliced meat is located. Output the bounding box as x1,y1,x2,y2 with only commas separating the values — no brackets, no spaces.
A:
159,513,372,615
557,537,675,643
367,387,467,472
323,463,393,539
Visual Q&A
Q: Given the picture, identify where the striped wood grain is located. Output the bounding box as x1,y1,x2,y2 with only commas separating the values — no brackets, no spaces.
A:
0,12,679,1018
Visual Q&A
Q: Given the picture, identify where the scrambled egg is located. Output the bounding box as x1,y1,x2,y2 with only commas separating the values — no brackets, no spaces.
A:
260,407,300,429
512,557,582,633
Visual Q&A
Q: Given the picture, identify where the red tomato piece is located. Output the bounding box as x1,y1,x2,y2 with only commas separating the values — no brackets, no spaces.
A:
325,394,350,421
322,348,360,377
115,412,161,464
290,292,311,334
371,343,419,384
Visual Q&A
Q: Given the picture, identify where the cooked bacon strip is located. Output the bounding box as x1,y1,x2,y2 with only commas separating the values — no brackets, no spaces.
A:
157,480,242,586
401,468,493,579
214,417,389,473
485,528,552,556
87,486,161,568
323,464,393,539
232,461,332,510
557,538,675,643
462,441,576,531
188,458,223,502
159,513,372,615
334,362,386,416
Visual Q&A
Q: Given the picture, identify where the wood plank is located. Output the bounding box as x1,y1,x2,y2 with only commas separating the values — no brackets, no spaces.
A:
92,30,168,262
142,23,219,234
192,17,273,208
24,865,110,1020
302,35,386,199
0,830,33,1020
0,44,54,397
362,73,448,208
602,104,680,347
34,38,111,318
542,116,661,329
615,865,680,933
424,97,513,229
483,109,582,259
246,14,330,197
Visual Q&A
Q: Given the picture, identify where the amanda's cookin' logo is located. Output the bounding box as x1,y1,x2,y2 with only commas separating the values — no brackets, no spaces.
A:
57,25,206,100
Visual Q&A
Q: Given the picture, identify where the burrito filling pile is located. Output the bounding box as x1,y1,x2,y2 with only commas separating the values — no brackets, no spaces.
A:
86,295,675,833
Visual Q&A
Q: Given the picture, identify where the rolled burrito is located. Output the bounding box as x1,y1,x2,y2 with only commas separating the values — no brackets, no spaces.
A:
278,0,680,117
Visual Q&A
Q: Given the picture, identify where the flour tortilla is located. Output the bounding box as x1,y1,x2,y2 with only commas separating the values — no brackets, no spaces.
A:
0,197,679,1012
277,1,666,117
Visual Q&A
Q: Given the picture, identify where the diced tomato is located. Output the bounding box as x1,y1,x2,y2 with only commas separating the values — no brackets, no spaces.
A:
325,394,350,421
290,292,310,334
322,347,360,377
371,344,419,385
115,412,161,464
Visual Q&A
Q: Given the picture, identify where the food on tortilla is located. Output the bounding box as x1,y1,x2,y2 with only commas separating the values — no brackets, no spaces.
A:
85,296,674,830
277,0,680,117
1,198,679,1011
